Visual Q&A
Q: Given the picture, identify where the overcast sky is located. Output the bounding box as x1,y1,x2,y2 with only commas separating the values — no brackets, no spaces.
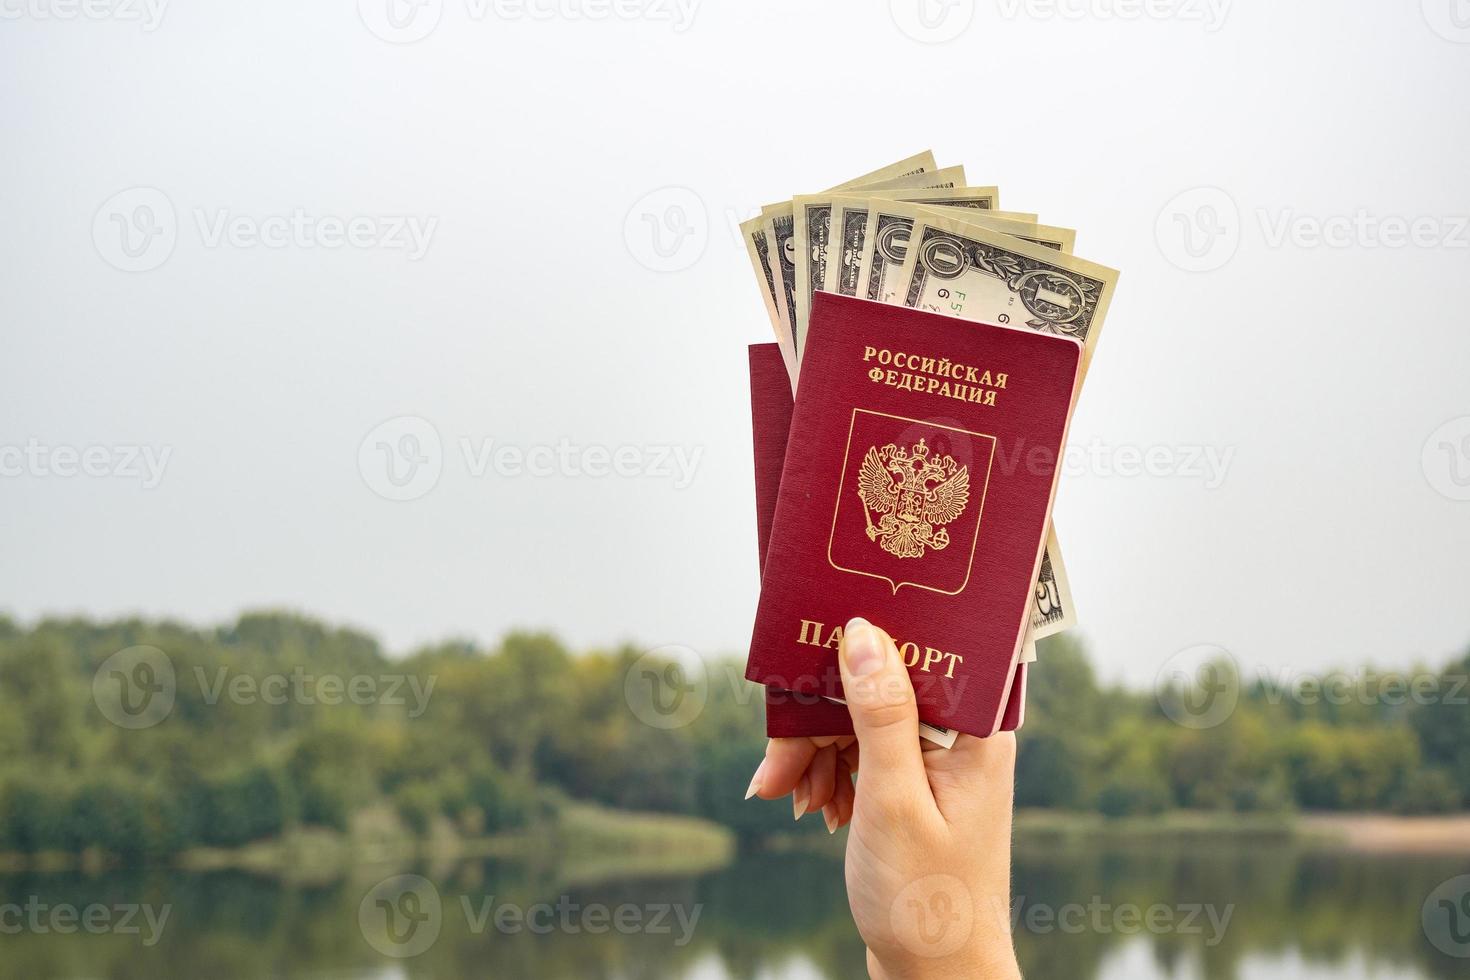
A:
2,2,1468,686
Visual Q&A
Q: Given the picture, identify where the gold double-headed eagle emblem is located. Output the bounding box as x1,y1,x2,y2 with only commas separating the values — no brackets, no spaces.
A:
856,437,970,559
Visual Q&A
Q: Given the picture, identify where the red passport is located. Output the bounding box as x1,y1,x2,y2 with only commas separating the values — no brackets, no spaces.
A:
746,294,1080,737
749,342,1028,737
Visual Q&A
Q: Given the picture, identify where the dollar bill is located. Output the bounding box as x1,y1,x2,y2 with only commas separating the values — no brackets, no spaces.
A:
795,182,986,353
761,204,799,362
794,168,967,308
778,167,962,367
1020,638,1038,665
826,191,1026,299
892,207,1119,376
859,202,1077,305
736,153,939,375
1029,526,1077,641
739,214,792,374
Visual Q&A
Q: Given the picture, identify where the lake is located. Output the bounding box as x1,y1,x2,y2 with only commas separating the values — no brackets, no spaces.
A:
1,841,1467,978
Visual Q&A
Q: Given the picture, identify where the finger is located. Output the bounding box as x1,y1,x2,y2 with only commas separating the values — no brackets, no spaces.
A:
838,617,931,815
822,756,855,833
748,738,817,800
923,731,1017,826
803,744,839,817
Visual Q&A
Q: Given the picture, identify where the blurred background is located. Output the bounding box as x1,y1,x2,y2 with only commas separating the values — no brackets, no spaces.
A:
2,2,1469,978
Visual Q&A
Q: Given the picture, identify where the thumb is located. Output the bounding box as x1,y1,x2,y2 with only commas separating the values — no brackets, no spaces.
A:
838,617,930,806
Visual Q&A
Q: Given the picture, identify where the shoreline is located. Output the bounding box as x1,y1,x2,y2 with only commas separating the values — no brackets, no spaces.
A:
5,808,1469,875
1010,809,1470,855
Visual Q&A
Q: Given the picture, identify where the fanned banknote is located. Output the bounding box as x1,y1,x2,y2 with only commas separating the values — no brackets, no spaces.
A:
824,187,1008,298
892,206,1120,375
739,215,794,378
782,168,964,367
735,151,950,375
857,201,1078,305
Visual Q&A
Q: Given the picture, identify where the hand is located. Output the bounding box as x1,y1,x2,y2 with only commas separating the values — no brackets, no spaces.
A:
747,617,1021,980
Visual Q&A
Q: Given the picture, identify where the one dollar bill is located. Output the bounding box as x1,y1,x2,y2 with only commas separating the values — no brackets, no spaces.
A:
892,206,1120,376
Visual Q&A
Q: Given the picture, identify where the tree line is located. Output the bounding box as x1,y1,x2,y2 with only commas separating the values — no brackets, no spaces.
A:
0,612,1464,861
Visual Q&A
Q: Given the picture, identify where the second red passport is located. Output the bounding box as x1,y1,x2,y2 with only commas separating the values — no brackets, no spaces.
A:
746,293,1081,737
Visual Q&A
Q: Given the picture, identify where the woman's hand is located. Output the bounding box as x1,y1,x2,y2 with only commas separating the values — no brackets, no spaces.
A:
747,617,1021,980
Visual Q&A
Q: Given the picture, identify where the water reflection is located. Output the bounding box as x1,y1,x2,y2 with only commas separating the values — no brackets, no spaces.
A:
0,845,1466,979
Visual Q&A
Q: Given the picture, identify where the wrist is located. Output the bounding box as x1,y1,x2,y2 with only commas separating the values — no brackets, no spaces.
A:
869,946,1021,980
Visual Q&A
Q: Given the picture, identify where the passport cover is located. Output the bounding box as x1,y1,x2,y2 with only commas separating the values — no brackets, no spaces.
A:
749,342,1027,737
746,294,1080,736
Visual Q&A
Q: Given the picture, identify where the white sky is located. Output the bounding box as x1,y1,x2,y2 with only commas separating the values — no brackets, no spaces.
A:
2,1,1468,686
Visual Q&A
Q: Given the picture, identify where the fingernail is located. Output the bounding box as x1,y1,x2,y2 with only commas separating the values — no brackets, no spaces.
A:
793,777,810,820
842,617,885,677
744,759,767,801
822,804,838,835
